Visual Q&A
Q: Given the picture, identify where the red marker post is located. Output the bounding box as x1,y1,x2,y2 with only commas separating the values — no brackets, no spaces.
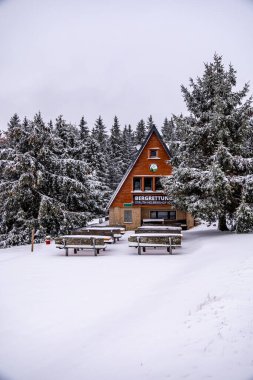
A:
45,236,51,245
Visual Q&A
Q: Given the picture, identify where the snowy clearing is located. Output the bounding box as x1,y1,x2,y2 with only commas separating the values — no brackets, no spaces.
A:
0,225,253,380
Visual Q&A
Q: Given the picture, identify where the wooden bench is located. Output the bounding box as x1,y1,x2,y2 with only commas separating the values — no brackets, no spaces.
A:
55,235,109,256
71,230,115,243
87,226,126,234
82,227,124,241
163,219,187,229
142,219,165,225
136,225,182,234
128,233,182,255
108,225,126,233
142,219,187,229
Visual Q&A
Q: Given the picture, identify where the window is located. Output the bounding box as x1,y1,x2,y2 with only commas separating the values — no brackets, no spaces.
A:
150,211,176,220
150,149,158,158
124,210,133,223
144,177,153,191
155,177,163,191
133,177,142,191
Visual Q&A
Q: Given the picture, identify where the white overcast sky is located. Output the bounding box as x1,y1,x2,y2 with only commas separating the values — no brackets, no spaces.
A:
0,0,252,130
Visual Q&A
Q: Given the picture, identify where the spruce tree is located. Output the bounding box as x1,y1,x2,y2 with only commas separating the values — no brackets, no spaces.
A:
107,116,125,190
0,113,105,246
162,54,253,231
0,131,6,148
236,199,253,233
161,117,170,141
109,116,122,158
7,113,23,150
84,134,112,207
122,124,137,172
0,113,52,246
135,119,146,145
79,116,89,140
243,118,253,157
54,115,79,155
146,115,156,130
93,116,108,150
161,117,177,154
48,120,53,130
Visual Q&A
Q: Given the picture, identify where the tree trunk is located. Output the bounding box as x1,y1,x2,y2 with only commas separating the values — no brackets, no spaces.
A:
218,215,229,231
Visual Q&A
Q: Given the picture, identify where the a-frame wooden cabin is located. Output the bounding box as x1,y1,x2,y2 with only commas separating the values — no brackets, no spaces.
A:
107,126,194,230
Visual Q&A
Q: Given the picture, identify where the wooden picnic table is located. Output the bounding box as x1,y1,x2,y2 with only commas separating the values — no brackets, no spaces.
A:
71,229,116,243
55,235,110,256
128,233,183,255
81,227,124,241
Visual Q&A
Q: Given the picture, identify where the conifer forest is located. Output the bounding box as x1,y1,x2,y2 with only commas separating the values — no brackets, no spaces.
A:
1,54,253,246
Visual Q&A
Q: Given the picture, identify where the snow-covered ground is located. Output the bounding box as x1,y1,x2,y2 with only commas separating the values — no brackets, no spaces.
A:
0,225,253,380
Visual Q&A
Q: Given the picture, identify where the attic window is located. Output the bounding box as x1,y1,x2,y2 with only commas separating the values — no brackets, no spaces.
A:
150,149,158,157
149,148,159,158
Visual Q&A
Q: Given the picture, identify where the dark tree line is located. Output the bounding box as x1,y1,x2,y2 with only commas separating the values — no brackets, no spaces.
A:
0,113,167,246
1,54,253,247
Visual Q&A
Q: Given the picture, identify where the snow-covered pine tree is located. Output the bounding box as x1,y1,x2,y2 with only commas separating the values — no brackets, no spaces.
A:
235,199,253,233
48,120,53,130
0,113,104,247
107,116,124,190
42,114,107,230
0,130,6,148
7,113,27,151
92,116,108,152
89,115,113,200
135,119,147,145
122,124,137,173
76,116,90,161
79,116,89,140
83,134,112,208
54,115,80,157
146,115,156,131
161,117,171,142
243,117,253,157
0,113,51,246
161,117,178,154
109,116,122,157
162,54,253,231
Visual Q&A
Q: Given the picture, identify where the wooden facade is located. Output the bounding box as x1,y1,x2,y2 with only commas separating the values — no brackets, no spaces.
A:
108,126,194,230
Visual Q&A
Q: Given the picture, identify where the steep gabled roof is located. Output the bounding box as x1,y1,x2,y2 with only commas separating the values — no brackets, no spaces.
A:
107,125,172,209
